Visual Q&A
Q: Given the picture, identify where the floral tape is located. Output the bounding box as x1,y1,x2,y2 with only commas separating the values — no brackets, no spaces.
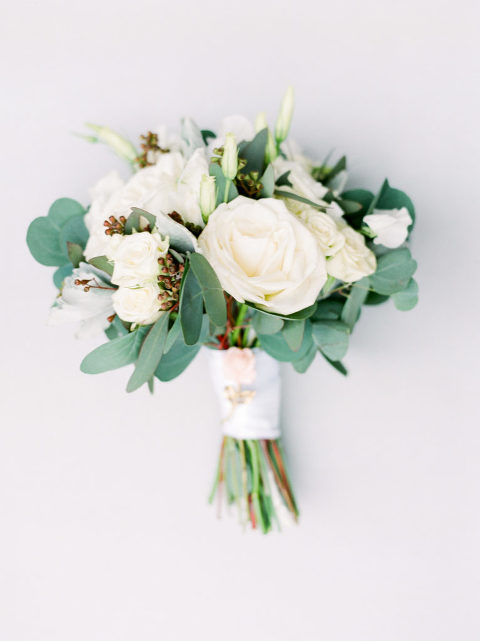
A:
207,347,282,440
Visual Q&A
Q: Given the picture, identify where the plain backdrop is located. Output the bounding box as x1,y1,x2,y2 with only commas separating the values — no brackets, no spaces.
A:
1,0,479,639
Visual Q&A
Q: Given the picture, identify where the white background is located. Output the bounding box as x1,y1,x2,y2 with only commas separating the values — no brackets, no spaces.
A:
1,0,479,639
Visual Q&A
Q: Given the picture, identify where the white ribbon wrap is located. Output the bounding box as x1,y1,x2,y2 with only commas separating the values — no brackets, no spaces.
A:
208,348,281,440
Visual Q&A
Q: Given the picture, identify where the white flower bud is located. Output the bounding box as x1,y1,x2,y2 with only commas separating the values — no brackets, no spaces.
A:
85,123,138,163
255,112,268,133
200,174,217,221
275,86,295,144
221,133,238,180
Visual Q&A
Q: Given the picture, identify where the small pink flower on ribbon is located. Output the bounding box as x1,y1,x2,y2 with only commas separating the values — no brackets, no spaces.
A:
223,347,256,385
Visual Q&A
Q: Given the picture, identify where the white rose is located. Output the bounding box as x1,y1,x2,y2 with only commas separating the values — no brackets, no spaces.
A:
198,196,327,315
84,156,184,261
110,231,168,287
363,207,412,249
297,207,345,257
327,225,376,283
112,282,162,325
48,263,114,338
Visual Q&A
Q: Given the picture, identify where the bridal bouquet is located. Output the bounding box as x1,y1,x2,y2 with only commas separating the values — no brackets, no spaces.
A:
27,89,418,533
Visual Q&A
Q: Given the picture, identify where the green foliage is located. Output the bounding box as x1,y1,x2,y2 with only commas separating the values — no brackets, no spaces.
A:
26,198,85,266
126,313,170,392
313,299,344,320
67,242,84,268
392,278,419,311
292,344,317,373
188,253,227,327
276,170,292,187
53,264,73,288
164,314,181,353
365,291,389,306
201,129,216,144
209,162,239,206
312,156,346,184
282,320,305,352
252,311,284,335
179,263,203,345
104,315,129,340
339,189,375,229
321,353,348,376
59,215,88,252
124,207,156,234
374,179,415,229
311,320,350,361
341,279,369,330
155,335,201,382
260,165,275,198
258,321,313,363
87,255,114,277
369,248,417,295
80,326,148,374
238,128,268,175
273,189,327,211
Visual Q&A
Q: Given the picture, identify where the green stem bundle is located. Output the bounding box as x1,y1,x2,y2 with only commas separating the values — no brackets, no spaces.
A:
209,436,299,533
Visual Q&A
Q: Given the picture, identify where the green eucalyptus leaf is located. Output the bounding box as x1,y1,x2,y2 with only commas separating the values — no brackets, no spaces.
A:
53,264,73,288
259,321,313,362
293,343,317,373
321,352,348,376
282,320,305,352
392,278,419,311
48,198,85,227
67,242,84,268
260,165,275,198
164,314,181,353
369,248,417,295
59,214,89,252
337,199,362,214
87,255,114,277
252,312,284,335
27,217,68,266
311,320,350,361
341,189,374,212
365,291,389,306
248,302,317,321
238,128,268,174
341,278,369,330
155,336,201,382
124,208,156,234
179,264,203,345
80,326,148,375
375,179,415,229
126,313,170,393
313,299,344,320
189,252,227,327
104,315,129,340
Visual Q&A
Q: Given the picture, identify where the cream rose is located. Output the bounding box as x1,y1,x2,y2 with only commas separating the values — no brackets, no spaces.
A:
111,231,168,287
327,225,376,282
198,196,327,315
297,207,345,257
112,282,162,325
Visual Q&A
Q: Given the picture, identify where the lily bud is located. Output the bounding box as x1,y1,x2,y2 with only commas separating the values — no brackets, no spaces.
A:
265,130,278,164
200,175,217,222
255,111,268,133
275,86,295,144
221,133,238,180
84,124,138,163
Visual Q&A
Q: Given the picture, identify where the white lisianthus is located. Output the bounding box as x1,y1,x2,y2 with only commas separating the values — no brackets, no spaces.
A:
327,225,377,282
208,115,254,153
198,196,327,315
48,264,114,338
297,207,345,257
111,231,168,287
170,148,209,228
363,207,412,248
112,282,162,325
